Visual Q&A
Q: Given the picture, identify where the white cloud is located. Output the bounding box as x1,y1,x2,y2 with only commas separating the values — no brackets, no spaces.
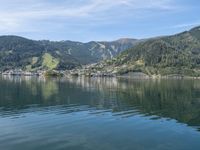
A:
0,0,177,35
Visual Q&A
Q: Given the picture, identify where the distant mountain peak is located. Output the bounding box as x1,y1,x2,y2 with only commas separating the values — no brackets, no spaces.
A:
115,38,138,43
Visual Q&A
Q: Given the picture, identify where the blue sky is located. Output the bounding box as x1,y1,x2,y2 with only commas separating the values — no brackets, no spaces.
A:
0,0,199,42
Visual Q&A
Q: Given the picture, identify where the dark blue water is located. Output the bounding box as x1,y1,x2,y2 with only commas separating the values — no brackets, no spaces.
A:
0,76,200,150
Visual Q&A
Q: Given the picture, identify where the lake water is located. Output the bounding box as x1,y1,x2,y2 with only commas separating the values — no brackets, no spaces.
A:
0,76,200,150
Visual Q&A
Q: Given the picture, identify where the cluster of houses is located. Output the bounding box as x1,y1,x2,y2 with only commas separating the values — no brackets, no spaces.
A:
67,63,116,77
1,69,44,76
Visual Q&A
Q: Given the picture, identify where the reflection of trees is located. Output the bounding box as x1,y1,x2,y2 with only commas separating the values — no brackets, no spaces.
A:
68,77,200,129
0,76,59,108
118,79,200,129
41,81,58,100
1,76,200,129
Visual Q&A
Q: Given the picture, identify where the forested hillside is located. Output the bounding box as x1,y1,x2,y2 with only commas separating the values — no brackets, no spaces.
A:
84,26,200,77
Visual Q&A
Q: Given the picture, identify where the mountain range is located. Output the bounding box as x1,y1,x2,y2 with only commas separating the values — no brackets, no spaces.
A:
0,36,138,71
1,26,200,77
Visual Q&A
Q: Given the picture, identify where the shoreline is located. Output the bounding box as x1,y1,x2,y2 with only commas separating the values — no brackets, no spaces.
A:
1,69,200,79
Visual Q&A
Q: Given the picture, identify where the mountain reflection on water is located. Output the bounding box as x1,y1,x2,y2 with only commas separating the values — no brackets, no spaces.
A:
0,76,200,131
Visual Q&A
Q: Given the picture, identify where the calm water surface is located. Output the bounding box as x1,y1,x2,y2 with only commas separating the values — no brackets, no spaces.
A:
0,76,200,150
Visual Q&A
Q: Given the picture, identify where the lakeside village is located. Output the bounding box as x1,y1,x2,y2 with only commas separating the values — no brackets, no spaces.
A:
0,63,116,77
0,69,66,77
0,69,114,77
0,68,195,79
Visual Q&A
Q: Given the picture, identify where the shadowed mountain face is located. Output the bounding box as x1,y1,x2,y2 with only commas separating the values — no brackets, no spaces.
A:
0,36,138,71
98,26,200,76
